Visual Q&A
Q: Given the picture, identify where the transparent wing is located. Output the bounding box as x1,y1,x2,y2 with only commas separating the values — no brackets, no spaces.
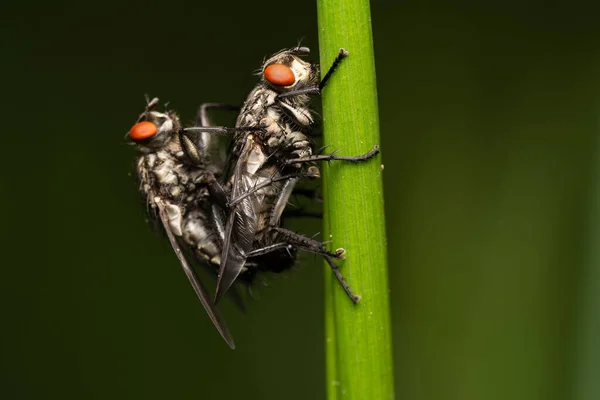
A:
157,202,235,349
215,136,260,303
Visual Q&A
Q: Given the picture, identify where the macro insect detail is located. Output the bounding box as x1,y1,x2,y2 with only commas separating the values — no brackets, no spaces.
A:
129,97,250,348
127,46,380,349
217,46,379,304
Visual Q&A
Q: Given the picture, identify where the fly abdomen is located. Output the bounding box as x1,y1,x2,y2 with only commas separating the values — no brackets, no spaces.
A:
182,207,221,268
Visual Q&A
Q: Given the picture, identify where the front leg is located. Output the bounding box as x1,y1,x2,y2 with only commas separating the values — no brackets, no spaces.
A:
272,227,343,259
318,48,349,90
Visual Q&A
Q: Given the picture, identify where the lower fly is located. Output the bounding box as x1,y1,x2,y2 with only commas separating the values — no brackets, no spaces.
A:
129,97,248,349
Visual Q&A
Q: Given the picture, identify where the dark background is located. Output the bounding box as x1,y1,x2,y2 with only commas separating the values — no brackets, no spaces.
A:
2,1,600,399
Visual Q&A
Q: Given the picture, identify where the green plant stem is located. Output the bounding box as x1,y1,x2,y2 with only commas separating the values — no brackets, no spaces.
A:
317,1,394,399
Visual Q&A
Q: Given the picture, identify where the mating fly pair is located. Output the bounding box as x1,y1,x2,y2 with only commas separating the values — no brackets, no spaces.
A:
128,46,379,348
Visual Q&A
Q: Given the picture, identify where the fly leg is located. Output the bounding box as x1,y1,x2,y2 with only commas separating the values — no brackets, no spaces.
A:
246,243,294,258
323,255,361,303
319,48,349,90
271,227,342,259
270,227,359,303
243,236,356,303
284,145,380,165
182,103,263,166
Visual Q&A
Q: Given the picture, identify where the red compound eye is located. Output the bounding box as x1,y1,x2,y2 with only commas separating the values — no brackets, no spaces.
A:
129,121,158,141
264,64,295,86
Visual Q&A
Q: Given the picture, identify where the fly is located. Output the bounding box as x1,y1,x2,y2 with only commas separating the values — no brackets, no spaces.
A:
129,97,252,349
217,46,379,304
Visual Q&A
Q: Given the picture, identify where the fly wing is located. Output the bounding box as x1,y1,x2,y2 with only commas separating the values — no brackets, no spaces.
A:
185,203,247,313
215,136,260,303
157,202,235,349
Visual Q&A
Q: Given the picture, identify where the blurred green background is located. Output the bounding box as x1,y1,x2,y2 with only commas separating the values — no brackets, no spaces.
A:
2,1,599,399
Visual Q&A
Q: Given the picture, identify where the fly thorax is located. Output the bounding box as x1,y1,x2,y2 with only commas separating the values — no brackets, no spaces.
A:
240,107,264,127
238,88,271,127
262,107,283,135
153,156,178,186
144,148,206,205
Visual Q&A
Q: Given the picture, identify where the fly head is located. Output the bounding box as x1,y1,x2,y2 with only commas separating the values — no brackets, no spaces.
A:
129,97,181,152
261,47,319,95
